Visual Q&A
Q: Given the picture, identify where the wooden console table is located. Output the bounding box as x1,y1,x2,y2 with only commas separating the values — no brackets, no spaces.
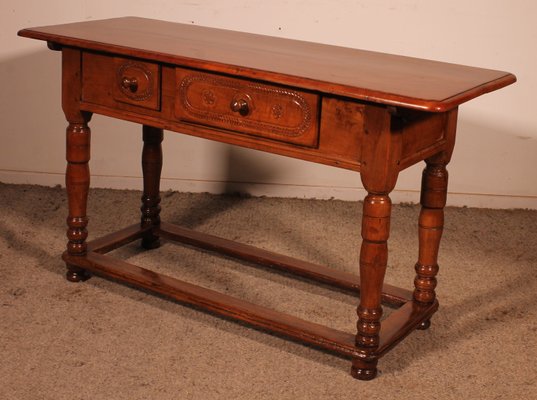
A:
19,17,515,380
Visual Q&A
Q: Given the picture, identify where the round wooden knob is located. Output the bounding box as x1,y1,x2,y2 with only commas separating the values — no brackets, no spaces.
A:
230,99,250,116
121,77,138,93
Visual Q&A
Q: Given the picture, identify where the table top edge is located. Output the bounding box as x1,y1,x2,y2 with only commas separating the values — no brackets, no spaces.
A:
18,17,517,113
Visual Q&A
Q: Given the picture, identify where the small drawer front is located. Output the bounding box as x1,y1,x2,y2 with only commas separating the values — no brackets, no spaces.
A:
82,52,160,111
113,57,160,110
175,68,319,147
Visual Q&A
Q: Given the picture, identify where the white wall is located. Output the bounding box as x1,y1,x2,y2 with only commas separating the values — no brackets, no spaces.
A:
2,1,536,209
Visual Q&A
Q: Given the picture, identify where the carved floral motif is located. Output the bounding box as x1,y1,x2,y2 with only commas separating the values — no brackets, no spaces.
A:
202,89,216,106
271,104,283,119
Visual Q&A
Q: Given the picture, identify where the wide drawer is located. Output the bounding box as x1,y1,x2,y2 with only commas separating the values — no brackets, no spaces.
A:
82,52,161,111
175,68,319,147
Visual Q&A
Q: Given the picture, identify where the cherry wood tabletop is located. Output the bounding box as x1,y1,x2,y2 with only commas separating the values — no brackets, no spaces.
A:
18,17,515,112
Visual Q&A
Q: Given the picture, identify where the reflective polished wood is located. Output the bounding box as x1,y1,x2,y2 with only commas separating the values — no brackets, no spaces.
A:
19,17,515,380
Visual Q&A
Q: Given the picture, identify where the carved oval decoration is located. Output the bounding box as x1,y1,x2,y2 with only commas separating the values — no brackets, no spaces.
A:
177,72,315,139
116,62,154,101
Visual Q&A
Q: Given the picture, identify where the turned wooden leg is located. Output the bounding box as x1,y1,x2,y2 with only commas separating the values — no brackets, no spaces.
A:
413,108,457,330
65,114,92,282
140,125,163,249
413,157,449,323
352,193,392,380
351,104,401,380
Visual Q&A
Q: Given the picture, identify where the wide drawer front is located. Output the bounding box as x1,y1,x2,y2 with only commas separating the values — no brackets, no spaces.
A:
175,68,319,147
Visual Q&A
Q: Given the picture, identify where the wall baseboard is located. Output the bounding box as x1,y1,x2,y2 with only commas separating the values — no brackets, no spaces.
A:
1,170,535,209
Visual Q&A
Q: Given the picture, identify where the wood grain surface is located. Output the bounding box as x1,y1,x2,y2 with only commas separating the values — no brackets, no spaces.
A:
18,17,516,111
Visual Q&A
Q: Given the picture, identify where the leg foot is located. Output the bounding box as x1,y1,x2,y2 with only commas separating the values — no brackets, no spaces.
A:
417,319,431,330
66,265,91,282
351,358,378,380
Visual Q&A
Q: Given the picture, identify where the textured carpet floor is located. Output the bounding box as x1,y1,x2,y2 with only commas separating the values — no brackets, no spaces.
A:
1,183,536,400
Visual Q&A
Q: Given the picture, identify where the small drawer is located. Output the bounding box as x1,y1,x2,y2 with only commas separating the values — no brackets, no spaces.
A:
113,58,160,110
82,52,160,111
175,68,319,147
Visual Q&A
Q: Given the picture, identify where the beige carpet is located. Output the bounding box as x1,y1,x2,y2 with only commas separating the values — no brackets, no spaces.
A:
1,182,536,399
